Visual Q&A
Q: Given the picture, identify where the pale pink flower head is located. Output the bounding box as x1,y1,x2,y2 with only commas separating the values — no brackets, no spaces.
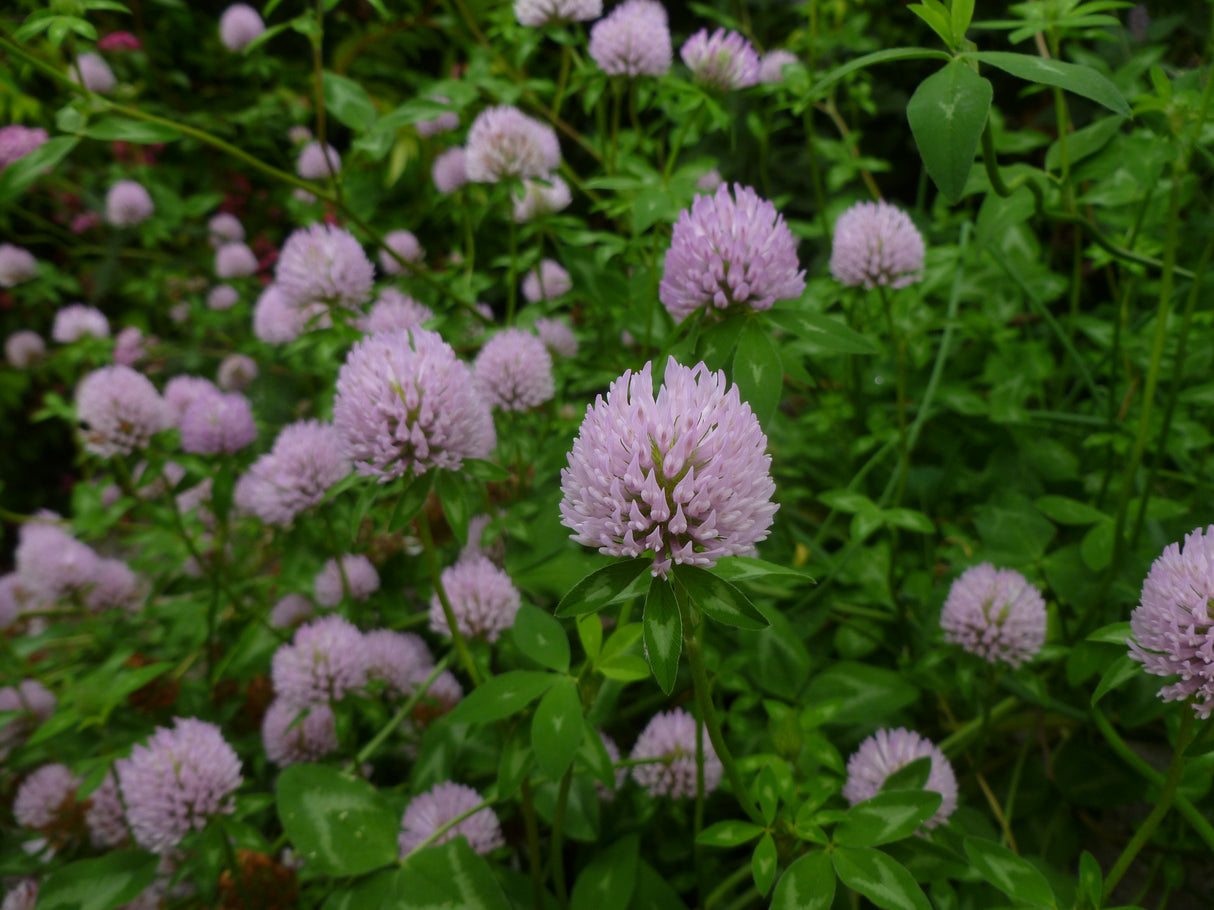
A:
680,29,760,90
415,97,459,138
179,390,257,455
115,717,243,853
276,223,375,311
262,700,338,766
0,244,37,287
758,49,799,84
215,242,259,279
398,781,503,857
288,125,313,145
99,31,142,52
521,259,572,302
253,284,305,343
0,679,56,757
630,708,721,798
296,142,341,180
534,317,578,358
429,554,522,643
1130,526,1214,718
219,3,265,51
164,375,221,425
217,353,258,391
360,288,433,334
76,365,170,456
14,521,100,602
596,730,627,799
379,229,424,274
84,557,142,612
514,0,601,26
208,212,245,247
588,0,672,77
14,763,82,835
512,175,571,222
235,420,350,526
53,303,109,343
432,147,468,194
313,553,379,607
0,125,49,170
70,52,116,93
113,325,146,367
106,180,154,227
363,629,437,697
829,200,925,290
842,728,957,829
941,564,1046,668
695,168,723,192
1,881,38,910
560,357,777,577
660,183,805,322
5,331,45,368
271,614,369,707
465,106,561,183
474,328,554,411
270,593,313,629
208,284,240,311
334,327,496,481
86,774,129,848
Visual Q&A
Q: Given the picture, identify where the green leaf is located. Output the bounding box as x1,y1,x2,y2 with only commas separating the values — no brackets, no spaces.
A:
1034,495,1106,526
397,838,512,907
531,677,584,780
435,470,471,546
834,791,943,847
444,670,557,725
579,718,617,789
880,756,932,792
1080,520,1115,571
1078,851,1102,910
962,837,1056,908
462,458,510,482
387,471,434,531
37,850,159,910
712,556,813,584
1091,655,1137,706
81,118,182,143
771,851,835,910
805,662,920,725
512,605,570,672
0,136,79,203
733,320,782,427
556,559,651,617
673,564,768,631
496,728,533,802
696,820,765,847
881,508,935,535
754,763,781,825
643,576,682,694
752,833,779,897
1086,622,1131,645
808,48,952,102
767,308,878,355
321,868,398,910
951,0,976,40
909,1,956,46
577,613,603,660
907,60,993,204
276,765,400,876
322,71,378,131
570,834,640,910
597,654,651,681
832,846,931,910
968,51,1131,117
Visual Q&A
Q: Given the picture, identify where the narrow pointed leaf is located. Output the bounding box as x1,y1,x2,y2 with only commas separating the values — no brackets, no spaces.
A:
907,61,993,204
643,577,682,694
673,565,767,630
556,559,651,617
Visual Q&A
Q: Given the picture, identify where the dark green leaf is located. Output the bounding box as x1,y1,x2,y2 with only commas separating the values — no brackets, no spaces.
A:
570,834,639,910
576,613,603,660
733,321,782,426
696,820,765,847
1086,622,1132,645
435,470,471,546
1033,495,1106,526
276,765,399,876
512,604,570,672
597,654,651,682
397,838,512,907
969,51,1131,117
81,118,182,143
1080,520,1115,571
322,71,378,131
771,851,835,910
832,846,931,910
1091,655,1137,705
808,48,952,101
496,728,533,802
37,850,159,910
805,662,920,725
834,791,943,847
767,308,878,355
444,670,557,725
962,837,1055,908
643,576,682,694
556,559,651,617
578,718,617,789
907,61,993,204
0,137,79,203
387,471,434,531
881,757,932,792
752,833,779,897
673,564,767,630
531,677,584,780
461,458,510,482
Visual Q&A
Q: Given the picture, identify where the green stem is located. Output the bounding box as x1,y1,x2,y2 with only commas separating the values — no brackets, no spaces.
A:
506,216,518,326
1102,710,1196,902
551,42,571,120
417,509,482,686
353,654,453,766
549,768,573,909
519,779,546,910
878,286,909,508
401,793,498,858
608,80,622,174
939,697,1020,757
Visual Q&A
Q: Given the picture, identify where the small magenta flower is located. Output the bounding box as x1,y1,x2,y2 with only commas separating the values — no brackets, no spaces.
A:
941,564,1047,668
0,125,49,171
398,782,503,857
208,284,240,311
1130,526,1214,717
76,365,170,457
432,147,468,194
215,242,259,279
276,224,375,312
660,183,805,322
465,106,561,183
534,317,578,358
589,0,672,77
379,230,424,274
314,554,379,607
474,329,555,411
758,49,799,84
262,700,338,766
217,353,258,391
514,0,601,26
180,390,257,455
53,304,110,343
680,29,760,90
208,212,245,246
116,717,243,853
271,615,369,707
842,728,957,829
560,357,778,577
521,259,572,302
270,594,313,629
14,764,82,836
106,180,154,227
70,52,116,93
236,420,349,527
360,289,433,334
6,331,45,368
98,31,142,51
430,555,521,643
0,244,37,287
630,708,721,798
334,328,496,481
830,200,925,290
219,4,265,51
296,142,341,180
416,97,459,138
512,176,571,222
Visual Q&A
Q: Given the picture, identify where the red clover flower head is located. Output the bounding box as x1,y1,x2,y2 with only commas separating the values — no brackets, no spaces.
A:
842,728,957,829
514,0,601,26
0,244,37,287
253,284,306,343
659,183,805,322
534,317,578,358
398,781,503,857
76,365,171,457
0,125,49,170
270,614,369,707
432,147,468,194
313,554,380,607
296,142,341,180
71,52,116,93
113,326,146,367
86,774,129,849
379,230,424,274
53,304,110,343
262,700,338,766
270,594,313,629
360,289,433,334
116,717,243,853
1,881,38,910
106,180,154,227
521,259,572,302
560,357,778,578
465,106,561,183
829,200,925,290
630,708,721,799
85,557,142,612
164,375,221,425
218,353,258,391
215,242,259,279
6,331,45,368
512,175,571,222
219,4,265,51
15,521,100,602
276,224,375,312
334,327,496,482
474,328,555,411
758,49,799,84
235,420,349,526
588,0,672,77
940,563,1047,668
1130,526,1214,718
415,97,459,138
0,679,55,757
363,629,437,697
429,555,521,643
179,390,257,455
208,284,240,311
208,212,245,247
680,29,760,90
14,764,82,836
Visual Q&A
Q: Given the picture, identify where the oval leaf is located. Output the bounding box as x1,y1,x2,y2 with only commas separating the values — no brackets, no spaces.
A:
832,846,931,910
398,838,513,908
834,790,943,847
772,850,835,910
673,565,768,630
37,850,159,910
907,60,993,204
752,832,779,897
444,670,557,725
733,320,783,426
322,71,378,131
570,834,640,910
696,820,765,847
643,577,682,694
556,559,651,617
969,51,1131,117
531,677,584,780
963,837,1056,908
512,604,571,672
